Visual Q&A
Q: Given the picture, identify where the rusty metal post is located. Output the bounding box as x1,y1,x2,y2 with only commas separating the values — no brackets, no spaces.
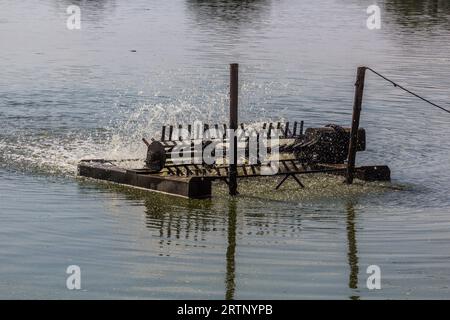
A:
345,66,366,184
229,63,239,195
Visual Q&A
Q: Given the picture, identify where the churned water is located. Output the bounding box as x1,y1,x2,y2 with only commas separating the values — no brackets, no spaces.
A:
0,0,449,299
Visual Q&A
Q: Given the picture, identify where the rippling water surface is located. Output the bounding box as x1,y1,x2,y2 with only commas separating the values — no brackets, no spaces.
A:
1,0,450,299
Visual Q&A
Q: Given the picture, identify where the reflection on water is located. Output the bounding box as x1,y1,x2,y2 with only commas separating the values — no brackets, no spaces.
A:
124,185,239,299
346,201,359,300
142,194,214,248
107,183,367,299
52,0,117,24
384,0,450,30
225,199,237,300
186,0,271,29
56,0,117,12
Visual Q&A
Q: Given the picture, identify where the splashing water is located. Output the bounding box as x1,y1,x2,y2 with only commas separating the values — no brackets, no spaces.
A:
0,92,400,201
0,74,289,178
0,88,232,176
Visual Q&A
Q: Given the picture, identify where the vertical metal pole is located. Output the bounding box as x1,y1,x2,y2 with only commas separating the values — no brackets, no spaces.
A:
229,63,239,195
161,126,166,141
345,66,366,184
284,122,289,137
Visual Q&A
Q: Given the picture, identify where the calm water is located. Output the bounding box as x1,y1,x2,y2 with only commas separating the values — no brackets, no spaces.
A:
1,0,450,299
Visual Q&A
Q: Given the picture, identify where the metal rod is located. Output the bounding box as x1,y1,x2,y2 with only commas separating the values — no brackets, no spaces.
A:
275,173,304,189
161,126,166,141
142,138,150,147
169,125,173,141
291,174,305,188
214,124,219,139
345,66,366,184
268,123,273,138
275,174,290,190
256,132,260,164
229,63,239,195
178,124,183,141
245,136,249,160
204,123,209,139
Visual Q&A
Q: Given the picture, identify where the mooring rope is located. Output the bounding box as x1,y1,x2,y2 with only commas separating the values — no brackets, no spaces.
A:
365,67,450,114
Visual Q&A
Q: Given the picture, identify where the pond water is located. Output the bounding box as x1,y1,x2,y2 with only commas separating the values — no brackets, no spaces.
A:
0,0,450,299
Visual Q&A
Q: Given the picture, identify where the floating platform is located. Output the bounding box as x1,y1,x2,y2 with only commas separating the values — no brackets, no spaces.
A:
78,157,390,199
77,65,392,199
78,160,212,199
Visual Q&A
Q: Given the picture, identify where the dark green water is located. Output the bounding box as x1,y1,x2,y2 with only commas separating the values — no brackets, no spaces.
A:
1,0,450,299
